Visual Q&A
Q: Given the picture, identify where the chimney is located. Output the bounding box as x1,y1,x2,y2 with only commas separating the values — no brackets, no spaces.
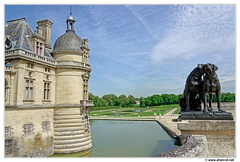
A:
36,19,53,52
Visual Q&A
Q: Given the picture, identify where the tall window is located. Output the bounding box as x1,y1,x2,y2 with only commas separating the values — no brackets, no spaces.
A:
5,79,9,102
83,115,89,133
82,73,89,100
44,82,50,100
25,80,33,100
42,121,51,131
5,139,13,155
23,123,34,134
36,42,43,55
83,79,88,100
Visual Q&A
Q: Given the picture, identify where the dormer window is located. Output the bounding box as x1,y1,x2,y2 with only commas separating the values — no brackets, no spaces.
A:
36,41,43,55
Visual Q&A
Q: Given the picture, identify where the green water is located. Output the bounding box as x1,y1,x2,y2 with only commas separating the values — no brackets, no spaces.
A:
51,120,178,157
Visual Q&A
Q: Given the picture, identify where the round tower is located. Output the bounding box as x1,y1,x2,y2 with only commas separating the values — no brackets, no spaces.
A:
51,13,93,154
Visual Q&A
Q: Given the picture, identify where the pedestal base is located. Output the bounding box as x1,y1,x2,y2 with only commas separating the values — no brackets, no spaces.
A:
179,111,233,120
178,120,235,157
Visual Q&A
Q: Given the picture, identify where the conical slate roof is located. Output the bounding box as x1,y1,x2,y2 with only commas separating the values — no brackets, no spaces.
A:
52,31,83,53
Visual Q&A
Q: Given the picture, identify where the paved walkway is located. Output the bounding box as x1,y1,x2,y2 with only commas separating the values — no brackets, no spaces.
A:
155,108,181,137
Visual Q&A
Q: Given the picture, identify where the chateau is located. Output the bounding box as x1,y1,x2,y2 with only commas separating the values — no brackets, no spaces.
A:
4,13,94,157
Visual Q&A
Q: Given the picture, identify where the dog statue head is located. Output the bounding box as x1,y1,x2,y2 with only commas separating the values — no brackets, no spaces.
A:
204,63,218,76
194,64,206,75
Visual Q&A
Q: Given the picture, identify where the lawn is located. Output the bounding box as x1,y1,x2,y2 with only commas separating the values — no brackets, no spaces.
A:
89,107,177,119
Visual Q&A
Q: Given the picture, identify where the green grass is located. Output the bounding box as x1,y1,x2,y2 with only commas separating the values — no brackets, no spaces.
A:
89,107,176,118
148,104,180,108
91,104,180,111
173,108,180,114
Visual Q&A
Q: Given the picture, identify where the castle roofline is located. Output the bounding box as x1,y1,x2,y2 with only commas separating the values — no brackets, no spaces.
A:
7,18,26,23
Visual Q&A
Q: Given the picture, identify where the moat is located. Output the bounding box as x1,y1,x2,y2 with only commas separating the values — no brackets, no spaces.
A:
51,120,178,157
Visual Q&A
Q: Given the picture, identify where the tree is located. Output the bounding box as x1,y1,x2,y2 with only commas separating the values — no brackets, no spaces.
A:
102,94,118,106
128,95,136,106
118,95,129,107
140,97,146,107
221,92,235,102
144,97,152,107
151,94,160,106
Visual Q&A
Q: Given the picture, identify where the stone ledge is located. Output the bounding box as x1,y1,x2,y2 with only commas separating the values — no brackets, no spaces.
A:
178,120,235,132
177,120,235,157
155,135,207,157
179,111,233,120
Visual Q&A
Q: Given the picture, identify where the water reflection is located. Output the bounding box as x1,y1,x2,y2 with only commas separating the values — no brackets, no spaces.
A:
51,120,178,157
90,120,178,157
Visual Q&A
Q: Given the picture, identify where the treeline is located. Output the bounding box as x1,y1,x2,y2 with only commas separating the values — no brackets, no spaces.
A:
220,92,235,102
89,93,136,107
89,92,235,107
140,92,235,107
140,94,183,107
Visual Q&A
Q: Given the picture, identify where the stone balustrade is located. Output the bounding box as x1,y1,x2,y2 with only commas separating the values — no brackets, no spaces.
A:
5,49,55,65
5,49,90,69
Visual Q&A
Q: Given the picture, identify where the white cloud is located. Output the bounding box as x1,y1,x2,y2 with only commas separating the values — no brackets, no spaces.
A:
150,5,235,64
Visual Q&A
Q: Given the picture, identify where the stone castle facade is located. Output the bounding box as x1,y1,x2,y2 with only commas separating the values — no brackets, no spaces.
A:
4,13,93,157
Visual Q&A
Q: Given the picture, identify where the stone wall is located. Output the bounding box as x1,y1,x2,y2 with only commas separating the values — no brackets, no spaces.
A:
55,68,84,105
5,58,56,106
178,120,235,157
156,135,207,157
5,108,54,157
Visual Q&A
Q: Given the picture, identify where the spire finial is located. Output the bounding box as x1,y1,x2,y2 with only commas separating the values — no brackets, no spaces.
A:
66,5,75,33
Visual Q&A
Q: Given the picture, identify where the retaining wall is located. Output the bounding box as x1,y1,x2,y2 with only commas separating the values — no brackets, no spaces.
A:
156,135,207,157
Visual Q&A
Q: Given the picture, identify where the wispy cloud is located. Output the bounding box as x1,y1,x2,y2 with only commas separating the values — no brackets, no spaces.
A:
150,5,235,64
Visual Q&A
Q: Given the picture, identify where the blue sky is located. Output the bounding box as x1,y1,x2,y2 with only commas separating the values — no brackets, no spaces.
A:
5,4,236,98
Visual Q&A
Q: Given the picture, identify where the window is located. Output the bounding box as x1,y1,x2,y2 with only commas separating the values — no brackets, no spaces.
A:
5,126,12,138
5,139,13,155
36,42,43,55
23,123,34,134
42,121,51,131
5,79,9,102
44,67,50,73
26,63,34,68
25,80,33,100
44,82,50,100
83,115,89,133
83,79,88,100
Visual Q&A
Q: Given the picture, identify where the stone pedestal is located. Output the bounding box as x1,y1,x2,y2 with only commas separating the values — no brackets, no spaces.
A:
178,120,235,157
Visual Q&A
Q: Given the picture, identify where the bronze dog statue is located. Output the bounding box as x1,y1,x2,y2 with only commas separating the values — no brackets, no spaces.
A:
201,63,222,113
180,64,206,111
